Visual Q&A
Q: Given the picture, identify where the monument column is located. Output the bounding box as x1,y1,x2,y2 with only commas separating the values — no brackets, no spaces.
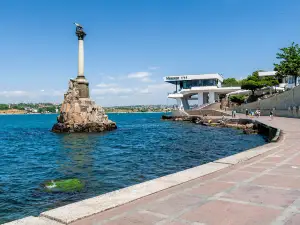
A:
78,37,84,77
51,23,117,133
75,23,89,98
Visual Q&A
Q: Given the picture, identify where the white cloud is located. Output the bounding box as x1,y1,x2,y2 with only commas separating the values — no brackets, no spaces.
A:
128,72,151,79
92,87,133,95
0,89,66,103
141,77,154,83
148,83,173,90
119,95,129,98
107,76,115,80
148,66,160,70
140,88,150,94
0,91,29,97
48,90,66,97
96,83,117,88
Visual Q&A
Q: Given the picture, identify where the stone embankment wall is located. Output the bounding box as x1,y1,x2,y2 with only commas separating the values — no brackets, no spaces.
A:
229,119,280,142
235,85,300,118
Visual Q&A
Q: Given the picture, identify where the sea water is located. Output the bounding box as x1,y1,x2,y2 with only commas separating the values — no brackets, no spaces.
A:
0,113,266,223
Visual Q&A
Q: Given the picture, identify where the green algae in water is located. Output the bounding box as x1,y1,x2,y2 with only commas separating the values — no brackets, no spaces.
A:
43,178,84,193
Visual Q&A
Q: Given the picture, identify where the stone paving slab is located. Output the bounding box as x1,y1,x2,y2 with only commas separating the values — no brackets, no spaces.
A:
4,216,63,225
215,142,284,165
182,200,282,225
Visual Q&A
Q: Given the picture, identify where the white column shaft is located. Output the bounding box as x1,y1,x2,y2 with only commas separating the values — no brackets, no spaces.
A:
198,92,203,107
176,98,183,109
78,39,84,76
182,98,189,110
209,91,215,103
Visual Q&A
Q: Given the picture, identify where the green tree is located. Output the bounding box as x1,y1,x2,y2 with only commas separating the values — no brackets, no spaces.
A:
229,95,246,105
241,80,263,95
241,70,280,95
0,104,9,110
222,78,240,86
241,70,263,95
274,42,300,86
246,70,264,82
260,76,279,88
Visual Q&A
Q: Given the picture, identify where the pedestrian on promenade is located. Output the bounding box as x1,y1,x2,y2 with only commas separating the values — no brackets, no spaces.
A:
232,110,236,118
245,109,249,117
269,109,274,120
257,109,261,117
255,109,259,118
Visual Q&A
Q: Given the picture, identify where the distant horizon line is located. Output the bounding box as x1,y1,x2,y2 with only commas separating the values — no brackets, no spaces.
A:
0,103,176,107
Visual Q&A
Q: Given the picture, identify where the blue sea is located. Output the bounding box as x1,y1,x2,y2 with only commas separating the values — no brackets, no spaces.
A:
0,113,266,224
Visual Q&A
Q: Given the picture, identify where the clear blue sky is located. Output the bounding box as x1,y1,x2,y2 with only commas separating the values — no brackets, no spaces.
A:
1,0,300,106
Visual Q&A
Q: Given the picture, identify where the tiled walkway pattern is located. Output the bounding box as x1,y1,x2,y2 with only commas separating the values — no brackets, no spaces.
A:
70,117,300,225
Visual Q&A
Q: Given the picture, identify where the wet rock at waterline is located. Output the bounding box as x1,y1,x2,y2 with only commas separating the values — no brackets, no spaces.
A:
162,115,259,135
42,178,84,193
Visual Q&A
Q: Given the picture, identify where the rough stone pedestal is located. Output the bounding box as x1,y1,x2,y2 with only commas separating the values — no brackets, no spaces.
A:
52,79,117,133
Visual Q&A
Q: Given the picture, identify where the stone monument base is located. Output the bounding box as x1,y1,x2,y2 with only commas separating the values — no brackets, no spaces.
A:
52,121,117,133
52,79,117,133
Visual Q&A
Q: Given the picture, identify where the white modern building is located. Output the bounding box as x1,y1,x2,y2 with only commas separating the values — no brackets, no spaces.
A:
164,74,241,110
258,71,300,89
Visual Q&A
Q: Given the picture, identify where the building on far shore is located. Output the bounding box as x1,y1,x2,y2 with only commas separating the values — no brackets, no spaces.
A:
163,74,240,111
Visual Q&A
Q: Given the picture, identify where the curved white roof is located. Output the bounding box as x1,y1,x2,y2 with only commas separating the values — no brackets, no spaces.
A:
164,74,223,83
258,71,277,77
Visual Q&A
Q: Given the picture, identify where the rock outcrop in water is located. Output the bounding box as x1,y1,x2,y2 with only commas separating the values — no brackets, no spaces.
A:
52,79,117,133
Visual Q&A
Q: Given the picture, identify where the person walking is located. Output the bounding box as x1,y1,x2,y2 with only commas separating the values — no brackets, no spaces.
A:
255,109,259,118
257,109,261,118
245,109,249,117
222,115,225,121
269,109,274,120
232,110,236,118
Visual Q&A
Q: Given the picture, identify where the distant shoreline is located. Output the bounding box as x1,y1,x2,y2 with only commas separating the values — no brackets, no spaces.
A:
0,113,58,115
0,111,170,115
0,111,58,115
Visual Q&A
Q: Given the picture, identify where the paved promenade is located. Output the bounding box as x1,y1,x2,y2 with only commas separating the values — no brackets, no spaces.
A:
6,116,300,225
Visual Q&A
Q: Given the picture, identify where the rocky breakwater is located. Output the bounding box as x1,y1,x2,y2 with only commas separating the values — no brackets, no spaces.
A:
52,79,117,133
162,115,258,135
